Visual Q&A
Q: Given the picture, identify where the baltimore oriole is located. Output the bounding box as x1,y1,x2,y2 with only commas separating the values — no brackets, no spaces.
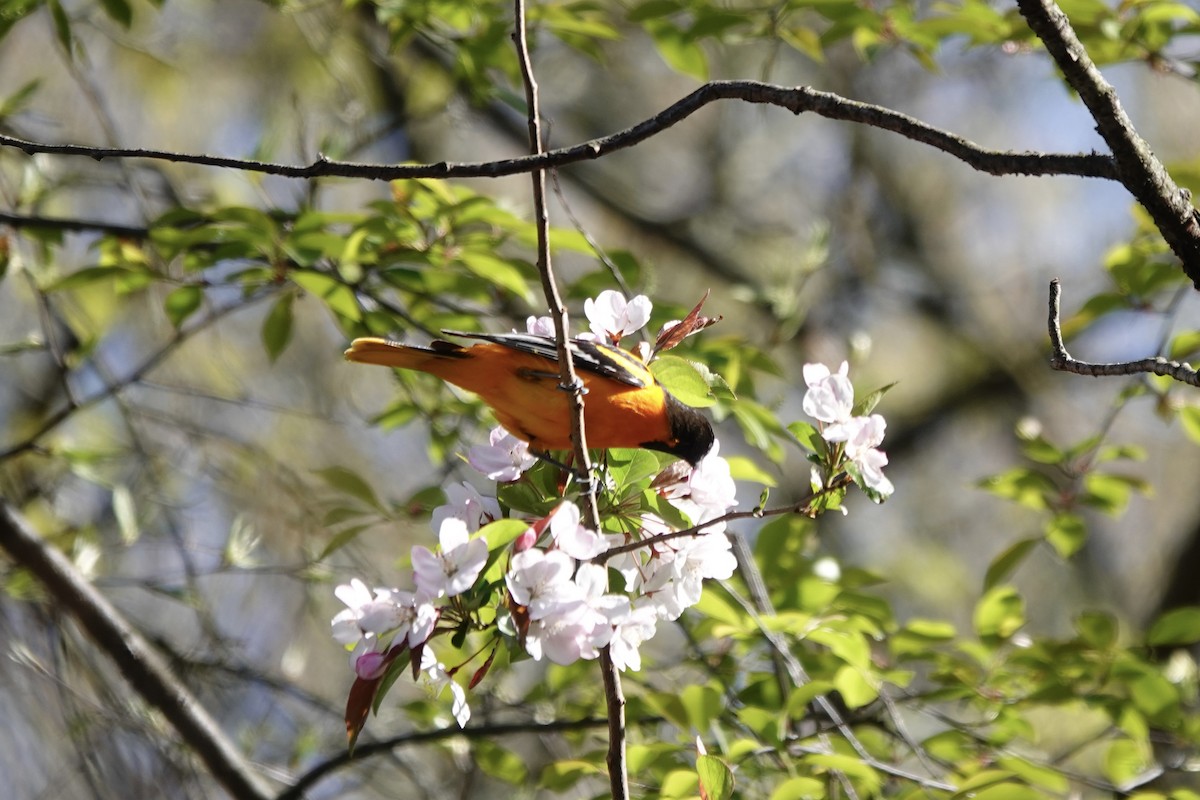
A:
344,331,715,465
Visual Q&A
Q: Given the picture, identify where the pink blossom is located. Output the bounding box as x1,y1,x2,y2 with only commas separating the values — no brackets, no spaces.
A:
431,481,500,533
468,426,537,482
584,290,652,343
412,517,489,598
802,361,854,425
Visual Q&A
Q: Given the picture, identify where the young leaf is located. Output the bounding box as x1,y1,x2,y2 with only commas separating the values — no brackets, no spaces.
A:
262,291,295,363
1148,606,1200,646
164,285,203,328
988,537,1036,587
314,466,384,511
696,753,734,800
974,586,1026,639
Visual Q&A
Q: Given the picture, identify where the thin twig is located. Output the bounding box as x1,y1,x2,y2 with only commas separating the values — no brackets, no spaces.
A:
509,2,625,797
593,475,852,564
0,81,1117,184
1047,279,1200,385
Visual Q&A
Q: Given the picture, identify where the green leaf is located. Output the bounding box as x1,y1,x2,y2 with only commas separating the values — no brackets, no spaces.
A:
627,0,681,23
984,537,1039,590
1020,435,1065,465
696,754,734,800
995,755,1070,792
661,768,699,798
538,759,604,790
1169,330,1200,361
1180,406,1200,444
1148,606,1200,646
262,292,295,363
652,354,716,408
974,585,1025,639
977,467,1057,510
316,523,371,562
1081,471,1148,515
787,420,823,452
474,740,528,784
902,618,956,640
806,625,870,670
458,251,532,301
1075,610,1118,649
802,753,880,794
769,776,826,800
851,381,896,416
679,684,723,729
725,455,777,487
955,770,1017,793
480,518,535,582
291,269,361,321
0,79,40,122
833,665,878,709
164,285,203,328
646,20,709,80
969,783,1042,800
48,265,152,292
1104,738,1152,787
98,0,133,27
691,588,748,629
48,0,73,50
313,466,384,511
1044,512,1087,558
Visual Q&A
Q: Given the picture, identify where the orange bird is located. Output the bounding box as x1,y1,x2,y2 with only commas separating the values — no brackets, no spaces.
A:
344,332,714,465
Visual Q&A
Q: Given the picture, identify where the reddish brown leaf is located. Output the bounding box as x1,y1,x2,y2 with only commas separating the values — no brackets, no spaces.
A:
653,290,722,356
469,646,498,689
345,674,383,751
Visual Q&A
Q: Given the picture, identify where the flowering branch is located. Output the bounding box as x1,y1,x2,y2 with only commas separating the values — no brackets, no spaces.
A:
593,475,854,564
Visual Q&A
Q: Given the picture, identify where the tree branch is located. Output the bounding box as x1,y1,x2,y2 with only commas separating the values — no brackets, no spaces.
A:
0,501,273,800
1017,0,1200,286
1047,279,1200,385
0,81,1116,186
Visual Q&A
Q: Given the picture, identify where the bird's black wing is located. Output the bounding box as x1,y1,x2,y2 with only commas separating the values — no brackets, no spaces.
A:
442,331,650,388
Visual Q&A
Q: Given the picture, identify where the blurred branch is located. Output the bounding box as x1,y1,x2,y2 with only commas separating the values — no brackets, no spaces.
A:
1017,0,1200,286
278,716,612,800
1047,279,1200,385
0,293,272,462
0,81,1117,184
0,501,273,800
0,209,149,238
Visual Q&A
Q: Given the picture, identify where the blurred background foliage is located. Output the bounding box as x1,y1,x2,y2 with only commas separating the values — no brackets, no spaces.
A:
4,0,1200,797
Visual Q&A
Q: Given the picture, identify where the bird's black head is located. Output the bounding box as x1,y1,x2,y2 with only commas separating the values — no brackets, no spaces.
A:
643,394,715,466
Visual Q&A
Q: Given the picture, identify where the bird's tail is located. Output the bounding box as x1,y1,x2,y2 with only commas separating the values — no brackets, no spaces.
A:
343,337,468,374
